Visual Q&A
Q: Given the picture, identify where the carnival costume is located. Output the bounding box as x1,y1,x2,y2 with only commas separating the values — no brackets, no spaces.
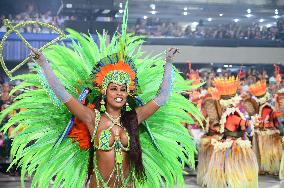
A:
201,76,258,188
276,88,284,179
196,87,221,186
186,68,205,145
245,80,283,176
0,5,204,188
275,88,284,125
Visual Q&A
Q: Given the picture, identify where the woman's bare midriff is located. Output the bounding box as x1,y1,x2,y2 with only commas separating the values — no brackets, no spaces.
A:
89,150,130,188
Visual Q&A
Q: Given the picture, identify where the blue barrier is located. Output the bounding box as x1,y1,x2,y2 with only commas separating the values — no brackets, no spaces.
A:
0,32,65,41
1,32,284,61
0,32,98,61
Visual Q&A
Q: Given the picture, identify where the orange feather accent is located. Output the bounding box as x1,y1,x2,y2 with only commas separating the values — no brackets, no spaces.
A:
68,104,95,150
95,60,136,90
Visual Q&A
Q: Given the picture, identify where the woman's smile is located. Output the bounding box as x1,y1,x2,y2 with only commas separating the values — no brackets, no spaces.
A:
114,97,123,103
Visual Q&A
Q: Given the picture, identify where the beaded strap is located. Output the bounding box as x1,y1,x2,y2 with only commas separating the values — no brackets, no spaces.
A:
92,109,101,143
121,132,130,151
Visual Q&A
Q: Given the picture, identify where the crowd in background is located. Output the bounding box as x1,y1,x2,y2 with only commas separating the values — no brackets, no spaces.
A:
183,65,284,108
0,76,24,173
1,1,284,41
0,3,75,33
0,80,13,165
128,18,284,40
199,67,282,93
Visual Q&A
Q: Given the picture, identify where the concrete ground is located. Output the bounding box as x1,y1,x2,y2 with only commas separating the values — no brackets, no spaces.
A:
1,173,284,188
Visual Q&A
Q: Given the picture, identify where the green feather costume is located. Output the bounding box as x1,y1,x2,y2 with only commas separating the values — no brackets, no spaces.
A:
0,4,203,188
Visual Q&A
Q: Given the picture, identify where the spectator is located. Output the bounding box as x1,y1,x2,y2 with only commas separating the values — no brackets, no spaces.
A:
127,18,284,41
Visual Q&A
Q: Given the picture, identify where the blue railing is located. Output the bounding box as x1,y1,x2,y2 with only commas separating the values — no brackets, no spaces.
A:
1,32,284,61
0,32,98,61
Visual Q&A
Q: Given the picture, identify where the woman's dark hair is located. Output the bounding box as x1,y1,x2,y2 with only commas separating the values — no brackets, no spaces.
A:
91,95,146,182
121,109,145,182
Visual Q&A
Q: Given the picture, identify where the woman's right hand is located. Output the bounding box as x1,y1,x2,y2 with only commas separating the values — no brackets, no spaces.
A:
165,48,179,62
30,48,47,66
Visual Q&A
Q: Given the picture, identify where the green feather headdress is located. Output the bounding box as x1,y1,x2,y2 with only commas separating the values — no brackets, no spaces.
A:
90,2,139,94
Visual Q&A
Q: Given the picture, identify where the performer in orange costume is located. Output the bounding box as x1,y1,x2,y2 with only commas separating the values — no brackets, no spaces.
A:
247,80,283,176
201,76,258,188
275,88,284,179
196,87,222,186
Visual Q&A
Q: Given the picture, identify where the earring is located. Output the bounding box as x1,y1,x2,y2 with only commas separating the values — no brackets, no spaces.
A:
100,97,106,112
126,102,131,111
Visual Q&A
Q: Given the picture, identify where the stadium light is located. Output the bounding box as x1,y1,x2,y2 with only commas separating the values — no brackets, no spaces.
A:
247,9,251,14
119,9,123,13
192,21,199,26
66,3,72,8
233,18,239,22
150,4,156,10
274,15,280,19
219,13,223,17
102,10,110,14
143,15,148,19
208,18,212,22
184,7,188,11
259,19,264,23
150,10,157,15
183,12,188,16
246,14,253,18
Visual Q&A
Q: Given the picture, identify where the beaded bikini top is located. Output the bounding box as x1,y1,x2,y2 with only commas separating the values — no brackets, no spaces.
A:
92,110,130,162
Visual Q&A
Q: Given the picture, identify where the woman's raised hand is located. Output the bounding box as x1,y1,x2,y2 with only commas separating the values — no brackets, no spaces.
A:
30,48,46,66
165,48,180,62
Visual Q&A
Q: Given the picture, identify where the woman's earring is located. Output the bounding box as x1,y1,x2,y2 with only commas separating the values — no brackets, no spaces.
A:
100,97,106,112
126,102,131,111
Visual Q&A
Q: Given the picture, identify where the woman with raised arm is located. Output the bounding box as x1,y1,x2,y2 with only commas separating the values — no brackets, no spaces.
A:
32,46,177,188
0,5,203,188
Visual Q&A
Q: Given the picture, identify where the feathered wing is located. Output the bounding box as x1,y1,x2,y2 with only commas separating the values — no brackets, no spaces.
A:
0,7,203,188
134,57,203,188
0,72,90,188
119,8,204,185
0,27,113,188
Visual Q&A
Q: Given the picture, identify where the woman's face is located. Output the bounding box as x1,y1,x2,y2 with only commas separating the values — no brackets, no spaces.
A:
106,83,128,109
